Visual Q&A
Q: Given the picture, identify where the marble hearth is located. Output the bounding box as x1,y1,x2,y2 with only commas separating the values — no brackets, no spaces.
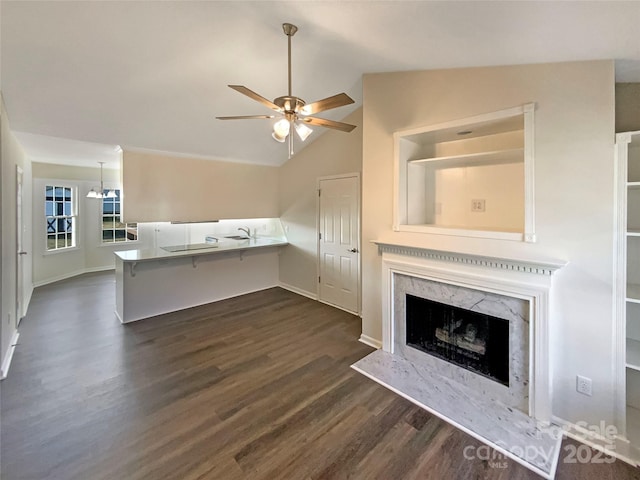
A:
352,242,567,479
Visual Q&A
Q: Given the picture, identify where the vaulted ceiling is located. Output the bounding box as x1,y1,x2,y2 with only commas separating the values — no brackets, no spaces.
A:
2,1,640,168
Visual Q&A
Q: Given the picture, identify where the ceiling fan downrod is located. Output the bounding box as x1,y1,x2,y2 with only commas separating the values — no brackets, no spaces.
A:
282,23,297,97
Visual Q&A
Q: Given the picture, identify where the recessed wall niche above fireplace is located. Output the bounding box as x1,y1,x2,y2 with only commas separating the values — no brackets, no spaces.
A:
392,103,536,242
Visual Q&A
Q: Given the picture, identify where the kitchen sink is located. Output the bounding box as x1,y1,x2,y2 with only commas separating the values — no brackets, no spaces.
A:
224,235,250,240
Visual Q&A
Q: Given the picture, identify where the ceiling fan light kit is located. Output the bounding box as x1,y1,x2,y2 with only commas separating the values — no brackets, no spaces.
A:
295,122,313,142
217,22,356,158
272,118,290,143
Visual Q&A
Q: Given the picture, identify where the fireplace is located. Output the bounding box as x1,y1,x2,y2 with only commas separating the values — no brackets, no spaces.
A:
406,293,510,386
393,272,530,411
366,241,567,421
351,240,566,478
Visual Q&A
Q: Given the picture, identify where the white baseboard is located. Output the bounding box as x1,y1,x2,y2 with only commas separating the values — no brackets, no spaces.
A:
278,282,318,300
1,331,20,380
86,265,115,274
358,334,382,349
33,266,115,288
551,415,639,467
17,285,35,325
23,285,33,315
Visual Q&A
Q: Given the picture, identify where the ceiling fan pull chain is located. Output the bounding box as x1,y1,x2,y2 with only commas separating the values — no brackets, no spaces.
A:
289,118,294,158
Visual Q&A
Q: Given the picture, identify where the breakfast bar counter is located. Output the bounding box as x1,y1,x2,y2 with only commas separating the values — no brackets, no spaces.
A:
115,236,287,263
114,237,288,323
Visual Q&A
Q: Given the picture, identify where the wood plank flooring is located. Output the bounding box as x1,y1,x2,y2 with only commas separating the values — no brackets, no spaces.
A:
1,271,638,479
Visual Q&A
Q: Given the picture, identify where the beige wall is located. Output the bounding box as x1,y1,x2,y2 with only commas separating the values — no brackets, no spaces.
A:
122,151,279,222
616,83,640,132
432,163,523,231
362,61,616,427
278,108,362,296
1,94,32,374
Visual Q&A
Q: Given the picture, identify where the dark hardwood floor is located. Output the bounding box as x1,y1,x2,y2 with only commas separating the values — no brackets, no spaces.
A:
1,272,638,479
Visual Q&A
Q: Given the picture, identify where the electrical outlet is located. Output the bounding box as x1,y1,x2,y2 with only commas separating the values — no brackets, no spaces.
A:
576,375,592,396
471,199,486,212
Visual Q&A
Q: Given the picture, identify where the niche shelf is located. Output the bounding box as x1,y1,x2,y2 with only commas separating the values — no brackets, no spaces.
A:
628,284,640,303
628,339,640,372
394,104,535,242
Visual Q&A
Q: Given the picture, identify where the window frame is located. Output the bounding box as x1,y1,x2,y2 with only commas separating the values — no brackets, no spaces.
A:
99,188,139,245
44,183,78,252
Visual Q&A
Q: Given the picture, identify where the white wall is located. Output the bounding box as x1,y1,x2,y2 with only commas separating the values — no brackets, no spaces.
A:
32,163,155,286
361,61,616,428
278,108,363,297
1,93,33,376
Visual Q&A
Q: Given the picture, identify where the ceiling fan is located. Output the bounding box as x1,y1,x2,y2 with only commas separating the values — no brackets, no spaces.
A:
216,23,356,157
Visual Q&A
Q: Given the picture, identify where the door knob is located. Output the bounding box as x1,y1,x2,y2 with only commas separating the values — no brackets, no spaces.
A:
348,248,358,253
18,251,27,255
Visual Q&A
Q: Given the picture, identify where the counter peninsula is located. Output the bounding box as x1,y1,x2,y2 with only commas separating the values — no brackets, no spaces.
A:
115,237,287,323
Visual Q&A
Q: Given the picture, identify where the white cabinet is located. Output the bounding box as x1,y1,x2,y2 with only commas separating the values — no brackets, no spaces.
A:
615,130,640,464
393,103,535,242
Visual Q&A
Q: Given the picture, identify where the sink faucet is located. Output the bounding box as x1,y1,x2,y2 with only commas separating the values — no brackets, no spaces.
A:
238,227,251,237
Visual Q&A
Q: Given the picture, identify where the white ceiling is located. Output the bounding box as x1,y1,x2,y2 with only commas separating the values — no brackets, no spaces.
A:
14,132,122,169
2,1,640,168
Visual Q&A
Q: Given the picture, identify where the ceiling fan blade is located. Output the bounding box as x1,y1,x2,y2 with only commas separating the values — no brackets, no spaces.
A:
228,85,281,112
301,116,357,133
216,115,275,120
302,93,354,115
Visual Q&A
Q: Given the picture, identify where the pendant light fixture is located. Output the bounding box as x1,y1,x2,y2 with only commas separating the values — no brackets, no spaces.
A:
87,162,117,199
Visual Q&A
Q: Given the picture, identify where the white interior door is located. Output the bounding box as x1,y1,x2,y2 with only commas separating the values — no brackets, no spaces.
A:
318,174,360,313
16,166,26,325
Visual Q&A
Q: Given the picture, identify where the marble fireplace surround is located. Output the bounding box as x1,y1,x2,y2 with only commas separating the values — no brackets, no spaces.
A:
374,242,567,421
352,242,567,478
394,273,530,412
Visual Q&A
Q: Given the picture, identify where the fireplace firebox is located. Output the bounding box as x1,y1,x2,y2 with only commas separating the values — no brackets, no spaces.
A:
406,293,510,386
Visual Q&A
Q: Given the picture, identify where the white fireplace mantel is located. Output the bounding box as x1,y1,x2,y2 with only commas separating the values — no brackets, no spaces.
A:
373,241,568,276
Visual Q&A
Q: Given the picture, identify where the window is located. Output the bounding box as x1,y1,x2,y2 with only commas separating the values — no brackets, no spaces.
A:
101,190,138,243
46,185,76,250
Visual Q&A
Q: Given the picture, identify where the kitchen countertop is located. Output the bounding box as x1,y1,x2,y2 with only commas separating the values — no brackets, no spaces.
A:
114,237,288,263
